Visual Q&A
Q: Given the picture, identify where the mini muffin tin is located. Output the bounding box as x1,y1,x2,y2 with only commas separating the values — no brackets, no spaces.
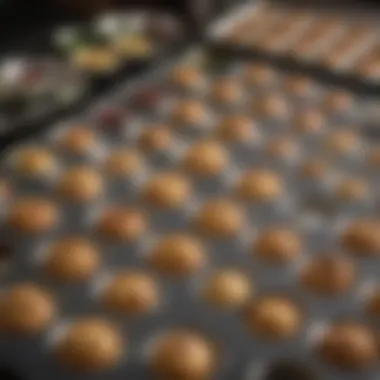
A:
209,1,380,86
1,46,380,380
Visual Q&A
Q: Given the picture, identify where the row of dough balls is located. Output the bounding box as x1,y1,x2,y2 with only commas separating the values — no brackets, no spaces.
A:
7,138,378,206
12,123,370,175
2,282,380,374
4,185,380,247
170,64,354,108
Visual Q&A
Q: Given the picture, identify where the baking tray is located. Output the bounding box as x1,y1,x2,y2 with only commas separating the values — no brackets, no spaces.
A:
0,45,380,380
207,0,380,90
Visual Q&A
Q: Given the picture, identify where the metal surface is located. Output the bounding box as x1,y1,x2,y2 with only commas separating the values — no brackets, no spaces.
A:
0,47,379,380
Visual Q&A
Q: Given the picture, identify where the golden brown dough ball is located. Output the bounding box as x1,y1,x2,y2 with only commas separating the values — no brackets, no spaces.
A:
56,319,124,372
0,283,56,335
104,149,142,178
138,125,174,153
325,130,359,156
102,271,159,315
335,178,369,202
341,219,380,255
323,91,353,113
235,169,284,202
149,234,206,277
210,78,243,105
203,269,253,309
293,109,325,134
150,330,218,380
266,137,298,160
143,172,191,209
245,296,302,340
58,126,98,156
252,95,290,119
97,207,147,242
245,64,277,87
299,158,329,180
171,100,208,127
7,197,59,234
12,147,57,178
44,237,100,282
318,323,378,370
171,66,205,91
253,228,302,264
216,115,255,143
182,141,229,176
57,166,104,202
284,76,313,96
300,254,356,296
195,198,245,238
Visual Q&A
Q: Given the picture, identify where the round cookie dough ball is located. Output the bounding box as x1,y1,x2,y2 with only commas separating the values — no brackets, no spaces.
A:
341,219,380,255
7,197,59,234
235,169,284,203
216,115,256,143
149,234,206,277
293,109,325,134
44,237,100,282
203,269,253,309
150,330,218,380
138,124,174,153
335,177,369,202
300,254,356,296
252,94,290,120
97,207,147,243
12,146,57,178
0,283,56,335
253,228,302,264
170,66,204,91
58,126,98,156
102,271,159,315
318,323,378,370
56,319,124,372
57,166,104,202
104,149,142,178
182,141,229,177
325,130,360,156
171,100,208,127
210,78,243,105
143,172,191,209
245,64,277,87
299,158,329,180
323,91,353,114
266,137,299,161
284,76,313,96
195,198,245,238
245,296,302,340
